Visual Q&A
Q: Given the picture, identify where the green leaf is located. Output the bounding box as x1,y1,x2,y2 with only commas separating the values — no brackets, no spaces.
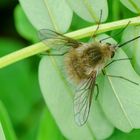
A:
107,129,140,140
0,101,17,140
99,48,140,132
19,0,73,32
14,4,38,42
0,123,6,140
38,32,140,138
70,13,93,31
120,0,140,13
107,0,121,21
67,0,108,22
0,38,41,125
121,25,140,75
37,108,66,140
39,55,114,140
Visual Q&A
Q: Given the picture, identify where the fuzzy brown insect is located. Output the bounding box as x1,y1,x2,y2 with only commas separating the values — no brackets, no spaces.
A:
39,29,140,126
65,42,115,83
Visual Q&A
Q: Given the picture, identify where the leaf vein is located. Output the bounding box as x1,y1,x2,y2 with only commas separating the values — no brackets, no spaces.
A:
128,0,140,13
44,0,59,31
83,0,98,22
107,76,133,128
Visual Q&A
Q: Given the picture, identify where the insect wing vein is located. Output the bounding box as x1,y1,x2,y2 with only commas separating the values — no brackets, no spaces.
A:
74,73,96,126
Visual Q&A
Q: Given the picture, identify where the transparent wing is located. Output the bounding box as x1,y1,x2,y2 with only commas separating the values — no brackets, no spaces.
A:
74,72,96,126
38,29,81,54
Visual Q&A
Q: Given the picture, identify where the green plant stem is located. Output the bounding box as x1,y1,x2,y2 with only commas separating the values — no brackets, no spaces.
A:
0,16,140,69
0,101,17,140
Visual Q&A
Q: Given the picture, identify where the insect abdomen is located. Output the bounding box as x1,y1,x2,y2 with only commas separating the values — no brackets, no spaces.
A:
65,51,87,83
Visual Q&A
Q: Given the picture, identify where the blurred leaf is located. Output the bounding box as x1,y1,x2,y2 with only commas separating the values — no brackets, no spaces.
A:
99,48,140,132
121,25,140,75
107,0,121,21
19,0,73,32
37,107,66,140
0,101,17,140
107,129,140,140
38,54,114,139
70,13,92,31
0,0,9,8
14,4,38,42
0,38,41,126
0,123,6,140
120,0,140,13
67,0,108,22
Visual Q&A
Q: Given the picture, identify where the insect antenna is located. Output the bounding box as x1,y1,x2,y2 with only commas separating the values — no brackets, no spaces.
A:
117,35,140,48
100,21,131,43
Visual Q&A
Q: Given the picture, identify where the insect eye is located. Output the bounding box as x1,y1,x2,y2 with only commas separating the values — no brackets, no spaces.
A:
111,51,115,58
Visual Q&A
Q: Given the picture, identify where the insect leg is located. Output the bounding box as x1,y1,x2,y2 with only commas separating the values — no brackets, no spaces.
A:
102,70,139,85
92,10,103,39
40,51,68,56
104,58,132,68
95,84,99,100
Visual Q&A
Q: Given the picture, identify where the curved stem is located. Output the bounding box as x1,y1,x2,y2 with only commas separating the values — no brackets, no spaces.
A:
0,16,140,68
0,101,17,140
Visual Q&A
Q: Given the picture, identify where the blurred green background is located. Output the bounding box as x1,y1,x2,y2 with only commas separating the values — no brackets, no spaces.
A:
0,0,140,140
0,0,68,140
0,0,45,140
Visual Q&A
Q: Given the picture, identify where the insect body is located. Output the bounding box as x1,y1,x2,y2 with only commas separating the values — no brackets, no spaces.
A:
65,42,115,83
39,29,139,126
64,41,115,125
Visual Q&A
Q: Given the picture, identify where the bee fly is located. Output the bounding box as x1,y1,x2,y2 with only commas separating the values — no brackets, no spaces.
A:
38,27,140,126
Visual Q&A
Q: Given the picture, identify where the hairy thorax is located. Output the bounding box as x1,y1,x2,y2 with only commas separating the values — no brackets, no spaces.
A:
65,42,112,83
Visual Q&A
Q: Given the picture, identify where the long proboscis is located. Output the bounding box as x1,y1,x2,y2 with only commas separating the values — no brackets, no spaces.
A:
118,35,140,48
